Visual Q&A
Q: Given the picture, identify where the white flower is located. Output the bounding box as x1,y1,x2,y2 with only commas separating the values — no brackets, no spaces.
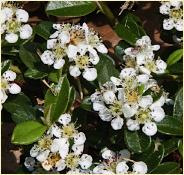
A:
82,68,97,81
126,119,140,131
72,144,84,155
101,148,115,160
40,50,55,65
111,117,124,130
132,161,148,174
58,113,71,125
48,124,61,138
30,145,40,157
116,161,129,173
24,157,35,171
67,45,78,59
36,150,50,162
0,89,8,104
5,33,18,43
150,106,165,122
79,154,93,169
16,9,29,22
55,159,66,171
163,18,175,30
122,104,138,118
53,59,65,69
1,7,13,23
159,2,171,15
103,90,116,104
138,95,153,108
8,83,21,94
47,39,57,49
3,70,16,81
120,68,136,79
142,122,157,136
95,43,108,53
99,108,113,121
69,65,81,77
58,31,70,45
93,101,105,111
20,24,33,39
74,132,86,145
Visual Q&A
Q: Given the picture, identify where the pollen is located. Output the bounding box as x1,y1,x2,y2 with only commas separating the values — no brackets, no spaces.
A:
38,136,52,150
65,153,79,169
1,79,8,89
170,9,183,19
6,19,21,33
53,44,66,59
135,109,151,124
62,123,77,138
109,100,123,116
70,29,85,45
48,153,61,166
75,55,89,69
127,90,139,103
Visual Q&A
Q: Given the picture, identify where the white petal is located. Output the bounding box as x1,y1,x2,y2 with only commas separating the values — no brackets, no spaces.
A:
132,161,148,174
67,44,78,59
151,45,160,51
150,94,166,108
8,83,21,94
110,76,121,86
170,1,182,8
120,68,136,79
53,24,62,30
47,39,57,49
122,104,138,118
159,2,171,15
55,159,66,171
30,145,40,157
116,161,129,173
49,31,59,38
58,31,70,44
36,150,50,162
24,157,35,171
40,50,55,65
69,65,81,77
175,19,183,31
0,89,8,104
20,24,33,39
124,47,135,56
58,113,71,125
48,124,61,138
90,91,102,102
117,88,125,102
1,7,13,22
163,19,174,30
74,132,86,145
142,122,157,136
103,90,116,104
16,9,29,22
126,119,140,131
3,70,16,81
99,108,113,121
150,106,165,122
72,144,84,155
101,148,115,160
50,139,61,153
136,36,151,46
42,160,52,171
118,149,131,160
5,33,18,43
78,44,88,55
138,95,153,108
59,143,69,159
155,59,167,74
53,59,65,69
1,24,6,34
82,68,97,81
137,74,149,84
89,47,100,65
93,102,105,111
95,43,108,53
79,154,93,169
139,66,151,75
111,117,124,130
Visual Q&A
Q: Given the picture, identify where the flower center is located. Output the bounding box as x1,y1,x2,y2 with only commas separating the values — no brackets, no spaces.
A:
65,153,79,169
109,100,123,116
126,90,139,103
62,123,77,138
48,153,61,167
38,136,52,150
53,44,66,60
70,29,85,45
170,9,183,19
135,109,151,124
145,60,156,72
75,55,89,69
1,79,8,89
6,19,21,33
125,56,136,68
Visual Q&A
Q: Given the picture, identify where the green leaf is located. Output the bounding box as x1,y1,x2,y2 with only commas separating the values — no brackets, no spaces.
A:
66,87,76,112
1,60,12,74
96,53,119,84
11,120,47,145
44,75,70,123
48,70,61,83
115,13,146,45
173,87,183,119
157,116,183,136
135,141,165,172
124,129,151,153
167,49,183,66
178,139,183,157
24,68,48,79
151,162,180,174
3,93,36,123
46,1,96,17
34,21,53,40
163,138,179,157
80,96,92,111
167,62,183,74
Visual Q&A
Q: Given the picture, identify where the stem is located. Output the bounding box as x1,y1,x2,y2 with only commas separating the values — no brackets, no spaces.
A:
96,1,118,27
76,78,83,100
42,79,52,89
122,157,136,163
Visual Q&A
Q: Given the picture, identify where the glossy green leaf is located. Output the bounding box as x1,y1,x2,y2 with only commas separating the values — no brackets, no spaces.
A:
80,96,92,111
1,60,11,74
167,49,183,66
96,53,119,84
163,138,179,157
46,1,96,17
178,139,183,157
167,62,183,74
3,93,36,123
115,13,146,45
124,129,151,153
48,70,61,83
11,120,47,145
173,87,183,119
34,21,53,40
44,75,70,123
151,162,180,174
157,116,183,136
24,68,48,79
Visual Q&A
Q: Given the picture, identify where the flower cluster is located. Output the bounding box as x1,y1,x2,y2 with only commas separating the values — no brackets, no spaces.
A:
159,1,183,31
1,3,33,43
93,148,148,174
24,114,93,172
1,69,21,105
40,23,108,81
91,36,168,136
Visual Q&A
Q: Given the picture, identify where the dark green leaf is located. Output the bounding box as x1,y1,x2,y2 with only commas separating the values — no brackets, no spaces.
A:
167,49,183,66
167,62,183,74
163,138,179,157
24,69,48,79
1,60,12,74
115,13,146,45
44,75,70,123
46,1,96,17
80,96,92,111
3,93,36,123
96,53,119,84
178,139,183,157
157,116,183,136
124,129,151,153
34,21,53,40
11,120,47,145
173,87,183,119
151,162,180,174
48,70,61,83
